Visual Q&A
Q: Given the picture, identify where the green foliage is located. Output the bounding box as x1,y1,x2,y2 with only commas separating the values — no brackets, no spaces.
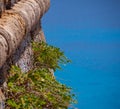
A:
32,42,71,71
5,42,76,109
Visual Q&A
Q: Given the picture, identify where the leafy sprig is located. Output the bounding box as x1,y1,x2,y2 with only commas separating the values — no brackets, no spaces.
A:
5,42,76,109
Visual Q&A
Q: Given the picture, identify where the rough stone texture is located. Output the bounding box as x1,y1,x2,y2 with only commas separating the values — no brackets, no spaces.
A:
0,0,21,17
0,0,50,81
0,0,50,108
0,0,50,68
0,89,5,109
13,22,46,73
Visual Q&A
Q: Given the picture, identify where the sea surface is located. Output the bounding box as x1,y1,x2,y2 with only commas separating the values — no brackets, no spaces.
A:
42,0,120,108
42,28,120,109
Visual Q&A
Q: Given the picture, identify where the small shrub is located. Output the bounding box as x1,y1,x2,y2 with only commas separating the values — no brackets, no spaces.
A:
32,42,71,71
5,42,76,109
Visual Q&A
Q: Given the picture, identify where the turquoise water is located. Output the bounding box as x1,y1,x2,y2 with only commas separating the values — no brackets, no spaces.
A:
42,28,120,109
42,0,120,108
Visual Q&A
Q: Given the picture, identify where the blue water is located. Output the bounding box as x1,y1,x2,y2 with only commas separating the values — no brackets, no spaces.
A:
42,28,120,109
42,0,120,108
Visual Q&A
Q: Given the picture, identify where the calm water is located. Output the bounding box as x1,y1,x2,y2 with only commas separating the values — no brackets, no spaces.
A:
42,28,120,109
42,0,120,108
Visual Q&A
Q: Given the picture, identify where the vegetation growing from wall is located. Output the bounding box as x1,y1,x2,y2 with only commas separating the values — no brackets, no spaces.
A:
5,42,76,109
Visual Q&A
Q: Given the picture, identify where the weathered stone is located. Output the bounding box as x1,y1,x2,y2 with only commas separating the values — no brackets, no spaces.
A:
0,0,50,108
0,0,50,68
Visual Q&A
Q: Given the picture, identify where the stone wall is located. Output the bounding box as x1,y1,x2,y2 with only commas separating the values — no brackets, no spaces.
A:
0,0,50,108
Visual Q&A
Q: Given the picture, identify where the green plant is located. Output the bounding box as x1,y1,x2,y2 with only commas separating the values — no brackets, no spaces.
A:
5,42,76,109
32,42,71,71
